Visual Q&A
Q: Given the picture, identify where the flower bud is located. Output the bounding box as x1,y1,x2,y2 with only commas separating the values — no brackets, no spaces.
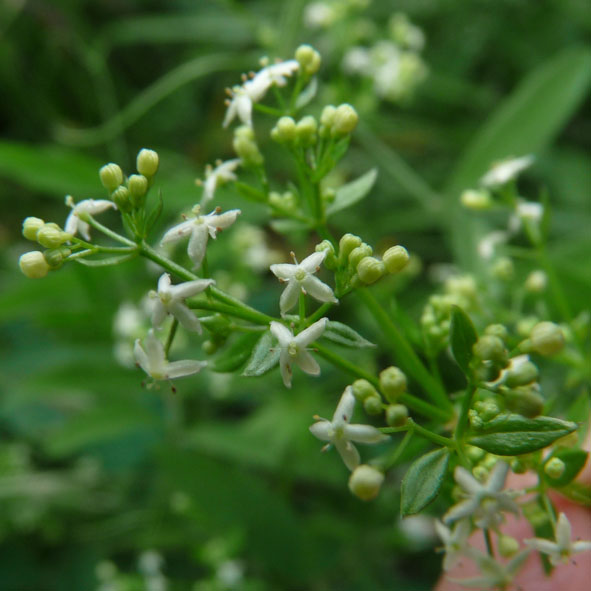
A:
525,270,547,293
473,335,508,365
338,233,362,264
22,217,45,241
271,116,297,143
37,224,70,248
136,149,159,177
472,465,489,482
233,126,263,166
19,251,51,278
498,535,520,557
295,44,321,76
505,360,538,387
379,366,407,403
99,163,124,191
466,444,486,463
363,395,383,415
295,115,317,147
320,105,336,128
544,457,566,480
315,240,337,270
476,399,501,421
352,379,378,402
331,104,359,137
491,256,514,281
505,387,544,418
43,247,68,268
357,257,385,285
348,465,384,501
385,404,408,427
460,189,491,210
383,245,409,274
529,321,565,356
128,174,149,207
111,186,132,213
348,243,373,269
268,191,297,214
511,458,527,474
484,324,508,340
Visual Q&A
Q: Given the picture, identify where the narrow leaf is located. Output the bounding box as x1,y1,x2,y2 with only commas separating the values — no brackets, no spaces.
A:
326,168,377,216
323,321,375,349
295,77,318,110
212,332,262,373
401,447,449,516
449,306,478,375
242,331,280,377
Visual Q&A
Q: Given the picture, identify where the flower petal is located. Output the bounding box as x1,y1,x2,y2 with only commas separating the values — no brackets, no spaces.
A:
161,219,195,245
169,278,214,299
169,302,203,333
279,349,292,388
302,275,337,303
295,349,320,376
555,512,572,550
454,466,483,496
187,224,209,267
486,461,510,493
333,386,356,424
309,420,332,442
344,424,388,444
151,301,167,329
279,280,301,314
270,263,296,280
133,340,149,374
144,330,165,373
64,211,78,235
165,359,207,379
157,273,171,293
294,317,328,347
334,439,360,471
443,498,478,525
300,250,326,273
270,321,293,346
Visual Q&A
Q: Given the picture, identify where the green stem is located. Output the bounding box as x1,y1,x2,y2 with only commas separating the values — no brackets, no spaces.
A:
376,429,414,471
189,299,270,326
356,288,452,412
299,292,306,328
484,529,494,557
71,237,136,254
165,319,178,356
85,216,137,246
381,419,454,448
454,383,477,468
307,302,333,324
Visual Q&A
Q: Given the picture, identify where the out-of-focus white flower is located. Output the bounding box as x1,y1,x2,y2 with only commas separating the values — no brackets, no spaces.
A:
304,2,336,28
150,273,214,333
310,386,388,470
200,159,241,206
480,155,534,187
525,512,591,566
477,231,508,260
64,196,116,240
160,206,241,268
444,461,520,528
342,47,371,74
509,199,544,233
270,318,327,388
435,519,472,571
134,329,206,382
270,251,337,315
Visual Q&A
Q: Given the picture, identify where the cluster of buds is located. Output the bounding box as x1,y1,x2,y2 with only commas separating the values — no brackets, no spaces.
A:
318,104,359,138
271,114,318,147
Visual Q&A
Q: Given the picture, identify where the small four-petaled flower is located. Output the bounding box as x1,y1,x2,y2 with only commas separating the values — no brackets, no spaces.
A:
64,196,117,241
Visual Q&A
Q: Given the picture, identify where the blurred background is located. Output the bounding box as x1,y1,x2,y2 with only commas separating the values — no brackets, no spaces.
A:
0,1,589,589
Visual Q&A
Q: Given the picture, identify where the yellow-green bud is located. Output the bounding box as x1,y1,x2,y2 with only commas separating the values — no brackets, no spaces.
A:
477,399,501,421
128,174,149,207
22,217,45,241
379,366,407,403
505,360,538,387
352,379,378,402
348,465,384,501
348,243,373,269
19,251,51,278
296,115,317,147
99,163,124,191
485,324,508,340
544,457,566,480
315,240,337,270
472,465,489,482
331,104,359,137
233,126,263,166
529,322,565,356
271,116,297,143
473,335,508,364
524,270,547,293
357,257,385,285
338,233,362,263
269,191,297,213
460,189,491,210
295,44,321,76
491,256,514,281
112,186,132,213
386,404,408,427
43,247,69,268
517,316,539,337
466,444,486,463
505,387,544,418
383,245,410,274
136,149,159,177
202,340,218,355
498,535,520,557
363,395,383,415
320,105,337,128
37,224,70,248
511,459,527,474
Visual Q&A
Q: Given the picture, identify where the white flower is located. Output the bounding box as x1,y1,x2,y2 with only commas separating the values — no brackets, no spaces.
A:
134,329,206,382
443,461,520,529
270,318,327,388
270,251,337,315
525,512,591,566
508,199,544,233
309,386,389,471
304,2,335,29
477,230,508,260
480,155,534,187
435,519,472,571
201,159,241,206
64,196,116,241
160,206,241,268
150,273,214,333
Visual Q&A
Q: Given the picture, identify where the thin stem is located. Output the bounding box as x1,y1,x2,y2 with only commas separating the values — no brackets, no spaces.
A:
299,292,306,328
85,216,137,246
307,302,333,324
541,492,557,530
71,237,137,254
454,383,477,468
484,529,494,557
164,319,178,357
189,299,270,326
381,419,454,448
376,429,414,471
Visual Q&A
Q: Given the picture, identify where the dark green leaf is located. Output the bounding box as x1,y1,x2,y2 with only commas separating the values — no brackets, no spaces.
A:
212,332,262,373
242,331,280,377
401,447,449,516
544,448,588,488
323,321,375,348
326,168,377,216
449,306,478,374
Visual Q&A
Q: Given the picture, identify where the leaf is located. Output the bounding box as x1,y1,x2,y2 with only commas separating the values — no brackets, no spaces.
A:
211,332,262,373
468,414,577,456
449,306,478,375
558,481,591,506
74,253,137,267
242,331,280,377
235,181,267,203
544,448,588,488
145,190,164,233
295,77,318,109
400,447,449,516
326,168,377,216
323,321,375,348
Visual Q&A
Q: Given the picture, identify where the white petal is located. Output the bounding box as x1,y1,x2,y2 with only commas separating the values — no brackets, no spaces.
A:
187,225,209,267
309,420,332,442
454,466,483,495
270,263,297,280
144,330,165,372
64,211,78,235
169,278,214,299
295,349,320,376
133,340,149,374
202,176,217,205
279,349,292,388
83,199,116,215
524,538,559,555
151,301,167,329
244,71,271,101
344,424,388,444
334,440,360,471
206,209,241,230
302,275,337,303
300,251,326,273
435,520,451,544
486,461,509,493
572,541,591,553
279,280,301,314
294,317,328,347
555,513,572,549
333,386,356,424
443,499,478,525
270,321,293,346
161,219,195,245
165,359,207,379
157,273,171,293
222,98,239,128
169,302,202,333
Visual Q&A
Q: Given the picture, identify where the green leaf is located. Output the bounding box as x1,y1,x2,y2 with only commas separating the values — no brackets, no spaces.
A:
73,253,137,267
295,77,318,110
211,332,262,373
326,168,377,216
449,306,478,375
400,447,449,516
145,190,164,233
323,321,376,348
242,331,280,377
558,481,591,506
235,181,267,203
468,414,577,455
544,448,588,488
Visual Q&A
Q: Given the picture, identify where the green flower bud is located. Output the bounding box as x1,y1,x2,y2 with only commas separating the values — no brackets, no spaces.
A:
136,149,159,177
295,44,321,76
524,270,547,293
477,399,501,421
127,174,149,207
331,104,359,137
43,247,68,268
348,465,384,501
505,387,544,418
498,535,520,557
517,316,539,338
357,257,385,285
320,105,336,128
460,189,491,210
338,233,362,264
22,217,45,241
473,335,508,365
37,224,70,248
295,115,317,147
484,324,508,341
269,191,297,214
511,459,526,474
505,359,538,387
363,395,383,415
383,245,409,274
111,186,132,213
379,366,407,403
348,243,373,269
271,116,297,143
233,126,263,166
19,251,51,278
202,340,218,355
386,404,408,427
544,457,566,480
99,163,124,191
352,379,379,402
466,444,486,463
491,256,514,281
472,465,489,482
529,321,565,356
315,240,337,270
